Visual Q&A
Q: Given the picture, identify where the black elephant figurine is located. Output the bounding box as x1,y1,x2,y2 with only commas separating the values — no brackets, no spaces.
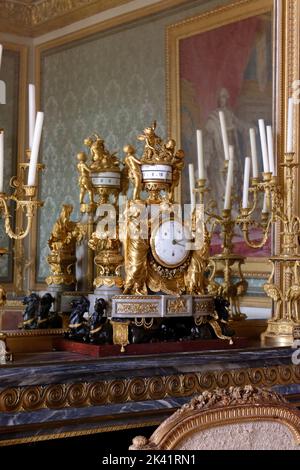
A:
67,296,90,341
21,293,40,329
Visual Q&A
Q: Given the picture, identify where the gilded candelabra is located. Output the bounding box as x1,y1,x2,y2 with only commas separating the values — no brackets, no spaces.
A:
238,152,300,345
195,174,248,320
0,148,44,303
1,157,44,239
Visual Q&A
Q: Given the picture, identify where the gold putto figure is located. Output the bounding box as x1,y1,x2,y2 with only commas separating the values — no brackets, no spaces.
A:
77,152,94,204
169,148,184,202
84,134,119,171
124,122,184,204
123,145,142,201
138,121,163,163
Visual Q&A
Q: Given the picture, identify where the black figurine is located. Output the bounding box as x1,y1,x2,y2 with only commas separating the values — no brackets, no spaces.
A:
67,296,90,340
212,295,235,338
87,298,112,344
214,295,230,322
21,293,40,329
37,293,55,329
129,321,153,344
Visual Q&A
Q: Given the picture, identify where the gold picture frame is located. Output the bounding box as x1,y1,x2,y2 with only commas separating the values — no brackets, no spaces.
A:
166,0,300,306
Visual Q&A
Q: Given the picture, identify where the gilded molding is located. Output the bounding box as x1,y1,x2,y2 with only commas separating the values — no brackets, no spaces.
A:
31,0,105,26
1,0,131,25
1,0,192,36
0,364,299,413
167,299,188,314
3,328,66,337
0,2,32,26
116,303,159,315
0,420,161,447
0,0,150,35
3,300,23,308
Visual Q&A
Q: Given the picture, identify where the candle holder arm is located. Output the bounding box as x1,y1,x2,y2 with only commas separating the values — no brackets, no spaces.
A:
244,188,259,218
240,216,272,249
0,196,43,240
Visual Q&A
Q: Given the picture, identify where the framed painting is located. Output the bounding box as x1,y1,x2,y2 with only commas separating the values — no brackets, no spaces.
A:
166,0,299,294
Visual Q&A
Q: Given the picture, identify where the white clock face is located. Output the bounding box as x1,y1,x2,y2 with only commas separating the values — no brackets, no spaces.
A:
151,219,190,268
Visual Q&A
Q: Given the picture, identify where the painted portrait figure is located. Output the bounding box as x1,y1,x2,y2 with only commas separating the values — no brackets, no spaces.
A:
179,13,273,256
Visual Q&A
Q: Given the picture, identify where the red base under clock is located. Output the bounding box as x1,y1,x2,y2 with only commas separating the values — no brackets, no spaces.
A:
54,337,250,358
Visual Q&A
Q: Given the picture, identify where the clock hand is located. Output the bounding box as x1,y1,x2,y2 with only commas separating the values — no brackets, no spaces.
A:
170,222,174,242
172,240,186,248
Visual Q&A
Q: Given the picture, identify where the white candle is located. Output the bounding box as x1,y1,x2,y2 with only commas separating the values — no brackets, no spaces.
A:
0,130,4,193
219,111,230,161
258,119,269,173
224,158,233,210
188,163,196,213
228,145,234,189
242,157,251,209
28,84,36,150
266,125,275,175
0,45,5,105
27,112,44,186
196,129,205,179
249,128,258,178
262,193,268,213
286,97,294,153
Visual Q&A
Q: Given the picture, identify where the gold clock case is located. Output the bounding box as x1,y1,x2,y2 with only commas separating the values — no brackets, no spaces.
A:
150,215,191,269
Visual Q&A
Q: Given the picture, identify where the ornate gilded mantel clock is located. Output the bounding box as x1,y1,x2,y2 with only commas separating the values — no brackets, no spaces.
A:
121,121,195,296
111,122,232,349
44,122,233,349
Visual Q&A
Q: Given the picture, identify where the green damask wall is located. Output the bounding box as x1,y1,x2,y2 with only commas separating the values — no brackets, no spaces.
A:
38,0,227,280
0,50,19,280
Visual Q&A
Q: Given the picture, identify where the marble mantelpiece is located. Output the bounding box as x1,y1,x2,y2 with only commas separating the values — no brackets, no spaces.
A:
0,347,299,445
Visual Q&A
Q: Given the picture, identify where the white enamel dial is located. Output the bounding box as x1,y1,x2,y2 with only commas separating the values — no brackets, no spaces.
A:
151,219,190,268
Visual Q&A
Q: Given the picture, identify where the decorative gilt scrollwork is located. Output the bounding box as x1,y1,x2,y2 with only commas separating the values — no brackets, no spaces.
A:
0,365,299,413
167,299,188,314
116,303,159,315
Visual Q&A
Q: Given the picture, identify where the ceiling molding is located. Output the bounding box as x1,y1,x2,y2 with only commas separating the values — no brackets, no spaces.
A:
0,0,134,37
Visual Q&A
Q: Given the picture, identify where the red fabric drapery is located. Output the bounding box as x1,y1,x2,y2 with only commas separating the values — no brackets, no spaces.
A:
180,17,261,124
